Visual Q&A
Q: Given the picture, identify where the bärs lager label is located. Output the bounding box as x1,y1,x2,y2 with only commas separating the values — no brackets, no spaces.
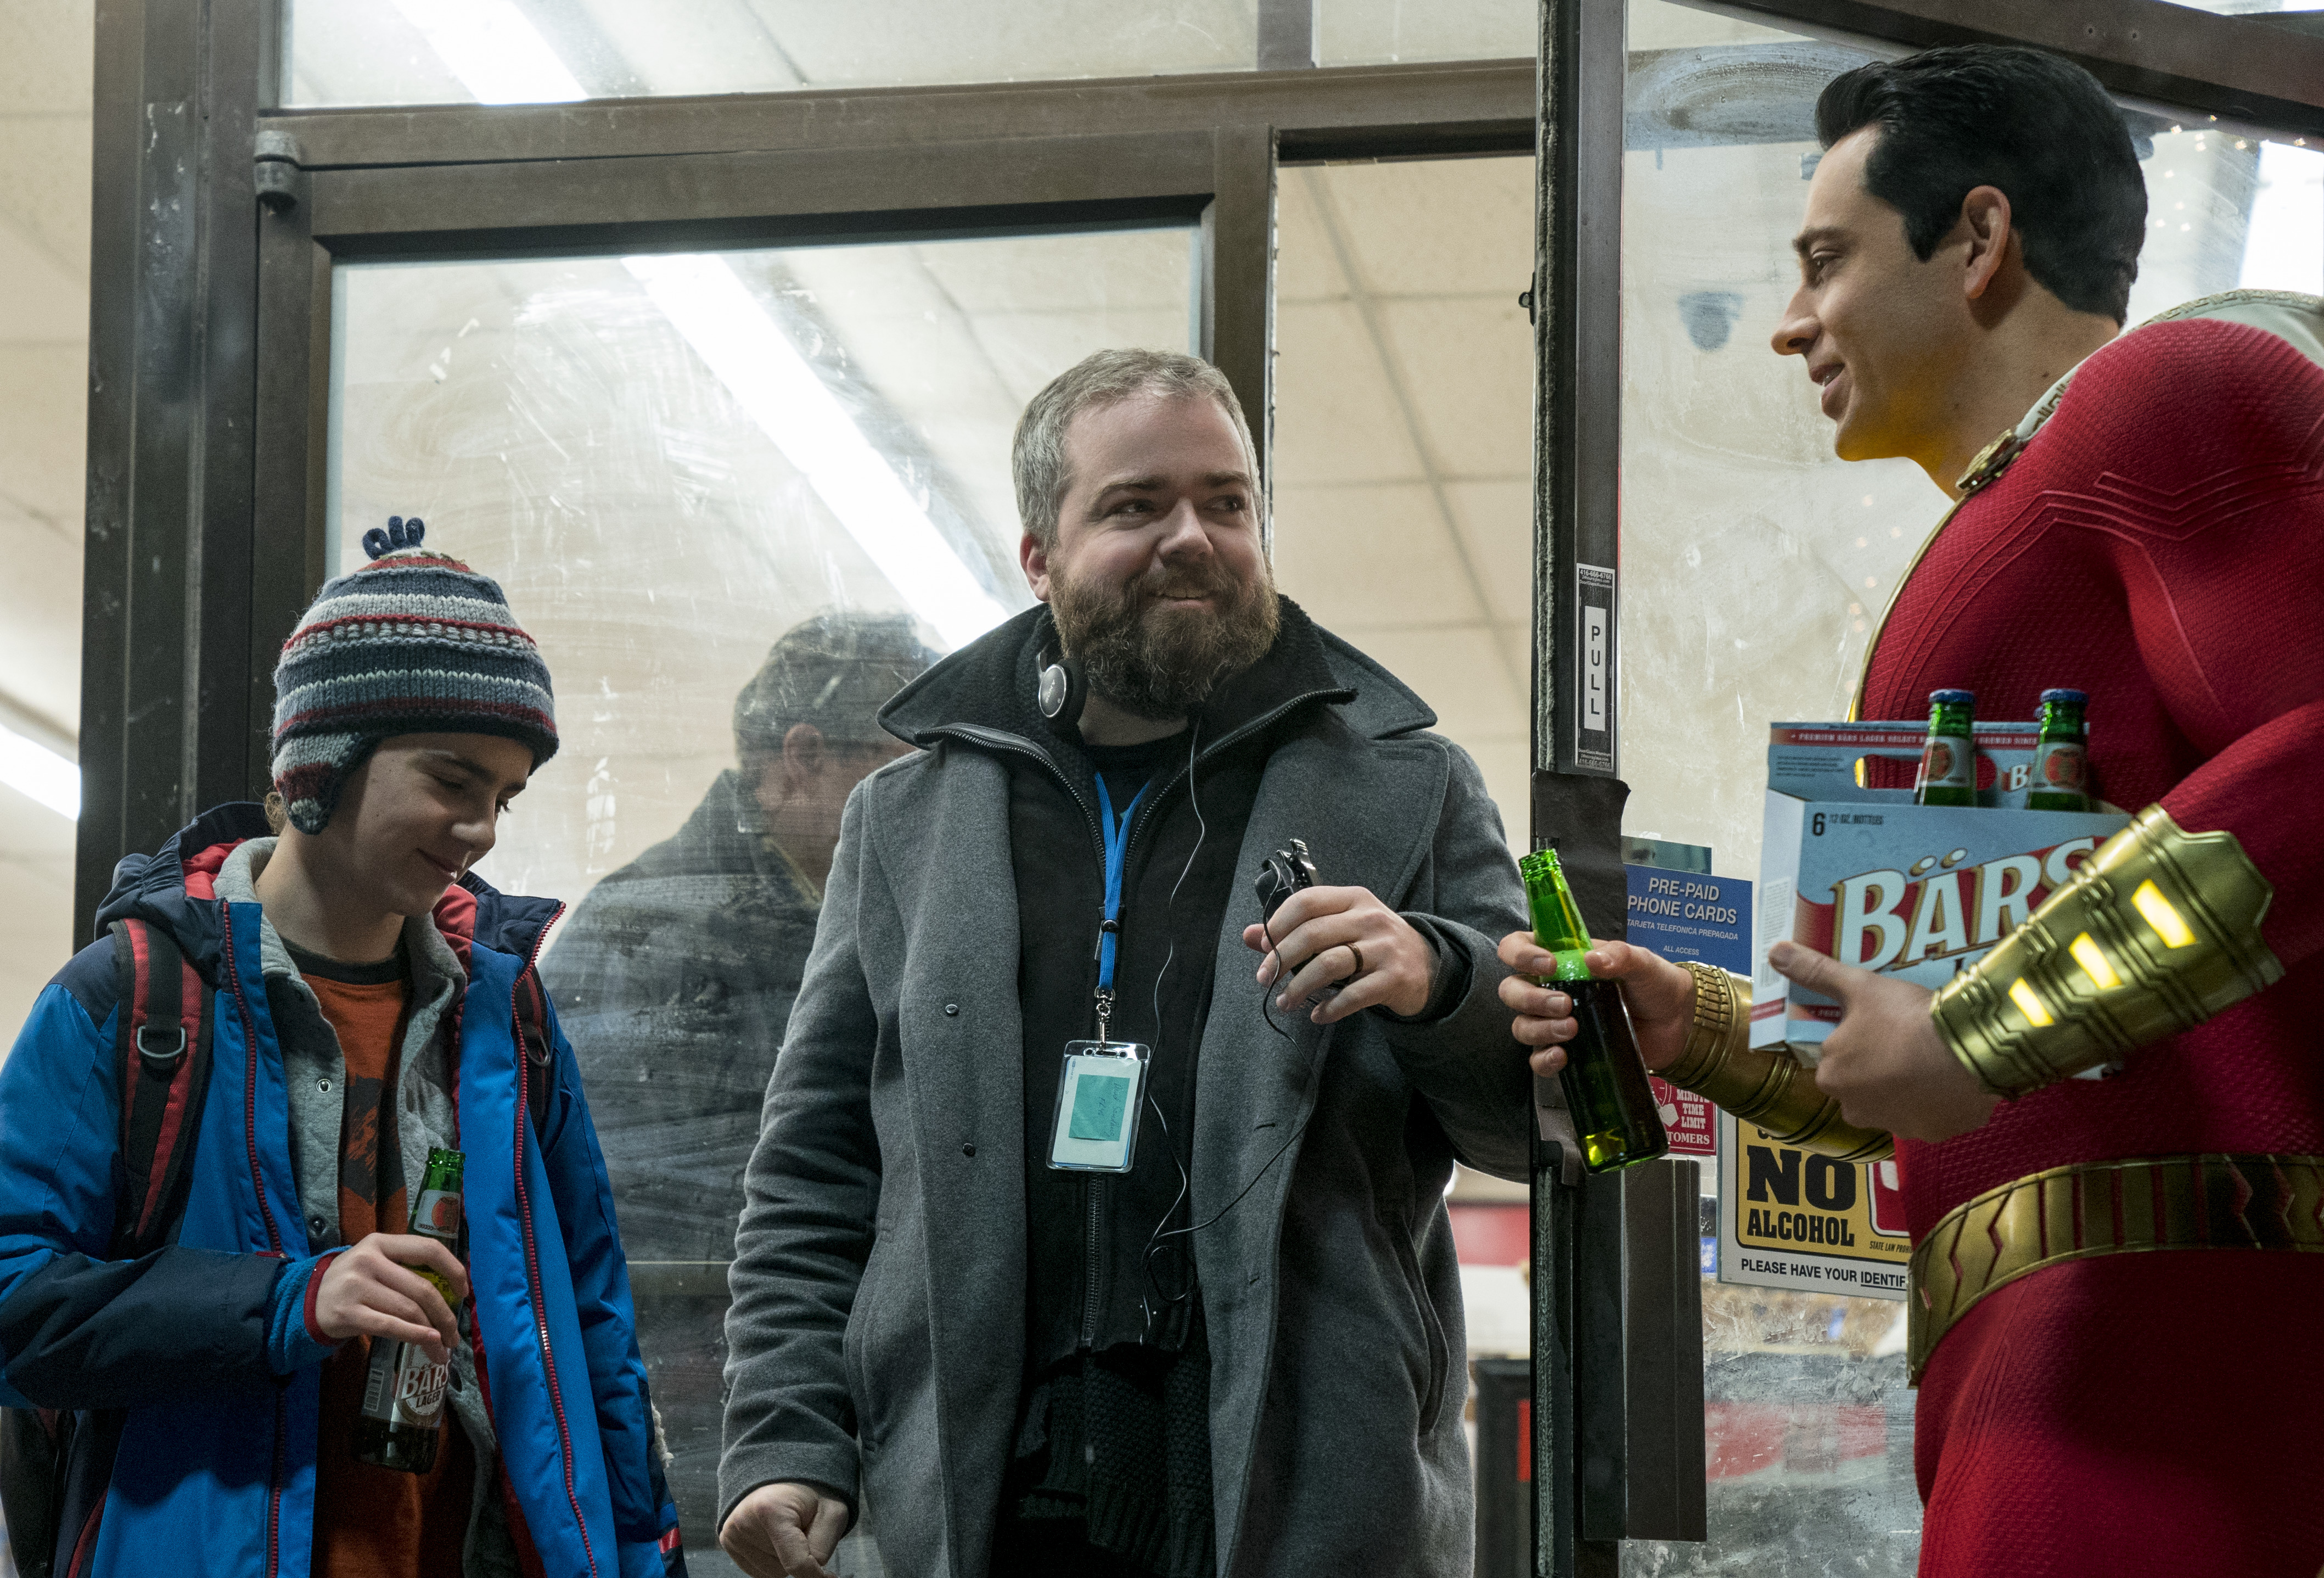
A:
352,1148,465,1474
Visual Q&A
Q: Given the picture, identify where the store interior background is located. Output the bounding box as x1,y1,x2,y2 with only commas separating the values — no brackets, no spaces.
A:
1,1,2319,1573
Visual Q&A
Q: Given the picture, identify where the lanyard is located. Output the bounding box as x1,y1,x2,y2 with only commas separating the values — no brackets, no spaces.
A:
1092,773,1149,1038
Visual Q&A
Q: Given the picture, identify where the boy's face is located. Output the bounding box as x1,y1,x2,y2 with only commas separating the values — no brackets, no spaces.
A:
307,733,534,920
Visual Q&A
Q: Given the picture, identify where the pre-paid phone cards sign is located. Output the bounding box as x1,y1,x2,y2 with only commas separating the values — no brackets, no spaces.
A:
1715,1110,1910,1301
1625,865,1750,1161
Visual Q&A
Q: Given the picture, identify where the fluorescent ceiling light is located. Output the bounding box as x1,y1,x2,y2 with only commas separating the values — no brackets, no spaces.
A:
0,723,78,821
625,254,1012,651
392,0,586,104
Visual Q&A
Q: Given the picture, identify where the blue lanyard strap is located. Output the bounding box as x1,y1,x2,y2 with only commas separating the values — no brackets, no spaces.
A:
1093,773,1149,995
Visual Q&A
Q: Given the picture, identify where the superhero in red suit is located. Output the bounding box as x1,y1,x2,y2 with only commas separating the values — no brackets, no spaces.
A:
1501,44,2324,1578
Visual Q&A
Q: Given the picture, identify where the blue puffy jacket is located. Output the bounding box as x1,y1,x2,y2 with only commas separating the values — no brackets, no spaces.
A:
0,804,683,1577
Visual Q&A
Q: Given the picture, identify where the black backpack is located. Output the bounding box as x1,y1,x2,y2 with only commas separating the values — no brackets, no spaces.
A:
0,919,560,1577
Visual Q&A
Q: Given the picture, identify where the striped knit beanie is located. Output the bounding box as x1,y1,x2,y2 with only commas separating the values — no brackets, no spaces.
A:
271,516,558,835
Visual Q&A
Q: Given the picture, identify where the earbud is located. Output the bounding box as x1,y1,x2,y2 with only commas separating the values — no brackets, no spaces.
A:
1037,642,1088,730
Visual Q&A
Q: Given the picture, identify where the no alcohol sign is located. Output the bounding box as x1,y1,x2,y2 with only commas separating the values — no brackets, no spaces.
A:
1715,1110,1910,1301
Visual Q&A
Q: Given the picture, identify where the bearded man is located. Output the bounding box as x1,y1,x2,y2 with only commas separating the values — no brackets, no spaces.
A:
717,349,1533,1578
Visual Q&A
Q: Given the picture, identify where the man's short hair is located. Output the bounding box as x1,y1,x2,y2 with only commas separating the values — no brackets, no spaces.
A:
1816,44,2147,323
733,611,936,766
1012,349,1260,548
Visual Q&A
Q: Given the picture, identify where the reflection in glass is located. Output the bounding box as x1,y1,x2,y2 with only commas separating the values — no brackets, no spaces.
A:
543,614,930,1574
284,0,1258,107
330,228,1194,1573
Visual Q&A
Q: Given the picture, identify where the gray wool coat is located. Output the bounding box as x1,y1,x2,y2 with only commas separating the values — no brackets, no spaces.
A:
719,627,1533,1577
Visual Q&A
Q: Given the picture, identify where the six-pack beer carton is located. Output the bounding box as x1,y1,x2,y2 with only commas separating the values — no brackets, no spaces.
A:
1752,720,2129,1057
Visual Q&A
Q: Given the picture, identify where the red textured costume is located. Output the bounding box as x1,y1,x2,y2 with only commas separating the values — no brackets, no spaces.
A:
1858,301,2324,1576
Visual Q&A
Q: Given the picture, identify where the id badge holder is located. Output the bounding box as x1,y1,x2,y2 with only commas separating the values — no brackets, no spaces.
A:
1047,1040,1150,1173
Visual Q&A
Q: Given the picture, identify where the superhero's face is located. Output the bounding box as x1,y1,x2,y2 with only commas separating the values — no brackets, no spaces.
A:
1769,128,1967,468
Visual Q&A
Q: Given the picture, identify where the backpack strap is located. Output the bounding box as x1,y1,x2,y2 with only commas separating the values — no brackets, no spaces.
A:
108,920,214,1258
514,970,555,1136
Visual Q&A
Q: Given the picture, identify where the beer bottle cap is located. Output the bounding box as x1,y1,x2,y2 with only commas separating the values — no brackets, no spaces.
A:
1928,689,1975,705
2038,688,2088,704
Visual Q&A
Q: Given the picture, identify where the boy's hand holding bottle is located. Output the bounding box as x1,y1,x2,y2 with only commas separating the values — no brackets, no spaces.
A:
313,1232,469,1364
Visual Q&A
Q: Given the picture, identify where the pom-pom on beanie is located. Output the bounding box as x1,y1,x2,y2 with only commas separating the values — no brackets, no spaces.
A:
270,515,558,835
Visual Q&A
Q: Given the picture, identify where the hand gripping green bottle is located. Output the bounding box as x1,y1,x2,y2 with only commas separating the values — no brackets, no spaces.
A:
1519,849,1670,1173
353,1147,464,1473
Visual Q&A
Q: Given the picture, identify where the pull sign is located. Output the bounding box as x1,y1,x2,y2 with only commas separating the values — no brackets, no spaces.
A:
1576,563,1616,773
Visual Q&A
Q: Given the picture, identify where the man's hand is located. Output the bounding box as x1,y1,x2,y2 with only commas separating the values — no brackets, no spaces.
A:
1497,933,1695,1078
1768,941,2000,1143
1240,885,1436,1022
312,1233,468,1363
722,1482,850,1578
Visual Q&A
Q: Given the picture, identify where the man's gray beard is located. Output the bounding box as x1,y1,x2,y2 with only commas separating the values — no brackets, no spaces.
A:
1052,564,1281,720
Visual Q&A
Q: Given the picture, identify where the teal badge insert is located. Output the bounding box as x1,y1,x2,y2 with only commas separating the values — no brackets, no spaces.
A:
1070,1070,1132,1140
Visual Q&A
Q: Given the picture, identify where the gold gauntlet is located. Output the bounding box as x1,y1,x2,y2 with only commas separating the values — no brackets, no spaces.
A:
1934,805,2282,1099
1660,961,1891,1162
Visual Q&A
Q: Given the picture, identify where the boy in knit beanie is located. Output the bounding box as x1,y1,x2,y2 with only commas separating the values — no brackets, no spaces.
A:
268,513,559,836
0,516,683,1578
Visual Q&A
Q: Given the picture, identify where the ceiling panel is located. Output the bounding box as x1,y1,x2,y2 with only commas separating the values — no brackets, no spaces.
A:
1306,157,1535,298
1273,299,1427,485
1319,0,1533,68
1442,478,1532,625
908,229,1195,317
1275,157,1536,847
1272,480,1487,628
1273,171,1346,306
0,805,74,1054
0,120,94,287
1337,622,1524,737
0,0,92,114
285,0,1260,105
1377,295,1534,479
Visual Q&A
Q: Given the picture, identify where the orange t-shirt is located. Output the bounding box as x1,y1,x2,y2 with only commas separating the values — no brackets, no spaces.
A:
294,944,474,1578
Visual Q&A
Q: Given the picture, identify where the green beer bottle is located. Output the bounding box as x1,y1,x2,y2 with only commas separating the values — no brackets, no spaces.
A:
353,1148,464,1474
1519,848,1669,1174
1913,689,1977,807
2025,688,2091,812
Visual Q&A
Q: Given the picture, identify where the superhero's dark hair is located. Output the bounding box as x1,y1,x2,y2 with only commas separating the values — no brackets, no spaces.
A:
1816,44,2147,324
